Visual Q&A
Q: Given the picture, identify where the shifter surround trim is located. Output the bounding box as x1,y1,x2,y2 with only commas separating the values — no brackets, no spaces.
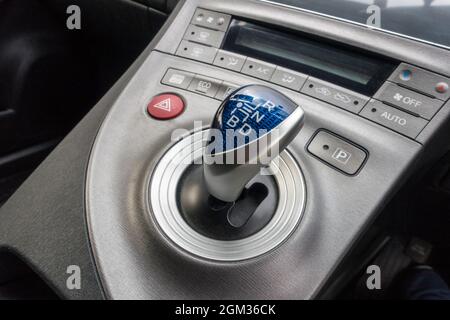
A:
149,130,306,261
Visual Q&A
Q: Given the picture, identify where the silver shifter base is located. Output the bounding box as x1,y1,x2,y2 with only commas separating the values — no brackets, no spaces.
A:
177,164,279,241
149,130,306,261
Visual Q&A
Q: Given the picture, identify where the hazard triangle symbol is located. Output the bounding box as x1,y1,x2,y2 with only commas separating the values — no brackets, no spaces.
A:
154,98,171,112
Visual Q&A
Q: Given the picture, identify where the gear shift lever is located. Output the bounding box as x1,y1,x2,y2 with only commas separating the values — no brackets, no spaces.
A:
204,85,305,202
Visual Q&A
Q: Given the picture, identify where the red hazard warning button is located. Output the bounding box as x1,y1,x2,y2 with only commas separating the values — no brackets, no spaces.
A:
147,93,185,120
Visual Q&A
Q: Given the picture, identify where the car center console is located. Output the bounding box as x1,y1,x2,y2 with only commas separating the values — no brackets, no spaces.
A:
2,0,450,300
83,0,450,299
171,8,449,141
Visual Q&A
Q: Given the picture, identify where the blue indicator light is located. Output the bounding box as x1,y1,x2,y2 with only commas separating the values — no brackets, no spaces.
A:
400,70,412,81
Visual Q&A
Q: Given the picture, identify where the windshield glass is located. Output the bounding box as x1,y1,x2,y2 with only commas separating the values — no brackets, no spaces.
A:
263,0,450,49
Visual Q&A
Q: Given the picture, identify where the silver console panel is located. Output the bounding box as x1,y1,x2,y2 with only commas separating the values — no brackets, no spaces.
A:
2,0,450,301
86,51,421,299
85,0,450,299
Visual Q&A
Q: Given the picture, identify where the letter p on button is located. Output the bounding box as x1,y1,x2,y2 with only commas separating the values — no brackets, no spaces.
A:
332,148,352,165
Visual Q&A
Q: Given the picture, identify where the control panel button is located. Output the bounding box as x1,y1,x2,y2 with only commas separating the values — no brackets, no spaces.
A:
270,66,307,91
215,82,239,100
161,69,195,89
184,25,225,48
188,75,222,97
176,40,218,63
147,94,185,120
213,50,246,72
307,131,367,175
389,63,450,101
191,8,231,32
436,82,449,94
374,82,443,120
241,58,276,81
360,100,428,139
301,78,368,114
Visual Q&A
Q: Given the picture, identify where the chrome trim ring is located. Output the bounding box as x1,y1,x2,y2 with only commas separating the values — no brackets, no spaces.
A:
149,130,306,261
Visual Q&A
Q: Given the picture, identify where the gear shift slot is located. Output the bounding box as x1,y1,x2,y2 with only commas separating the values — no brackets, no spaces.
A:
227,183,269,228
177,165,278,241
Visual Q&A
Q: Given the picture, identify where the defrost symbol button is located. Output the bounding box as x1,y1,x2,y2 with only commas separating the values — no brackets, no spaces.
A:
176,40,218,63
184,25,225,48
213,50,246,72
270,67,307,91
301,78,368,114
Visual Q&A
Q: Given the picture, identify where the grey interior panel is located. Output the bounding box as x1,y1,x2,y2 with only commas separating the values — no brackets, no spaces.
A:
1,0,449,299
86,51,421,299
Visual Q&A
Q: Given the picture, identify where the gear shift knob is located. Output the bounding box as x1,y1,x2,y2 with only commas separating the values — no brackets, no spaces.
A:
203,85,304,202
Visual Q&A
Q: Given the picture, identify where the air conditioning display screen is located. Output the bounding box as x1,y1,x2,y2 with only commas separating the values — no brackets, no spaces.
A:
266,0,450,49
223,19,397,95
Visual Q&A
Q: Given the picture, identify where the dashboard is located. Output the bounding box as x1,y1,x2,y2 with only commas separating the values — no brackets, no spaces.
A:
1,0,450,300
86,0,450,298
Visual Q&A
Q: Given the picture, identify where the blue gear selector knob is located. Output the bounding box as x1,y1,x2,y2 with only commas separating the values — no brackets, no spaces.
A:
204,85,305,202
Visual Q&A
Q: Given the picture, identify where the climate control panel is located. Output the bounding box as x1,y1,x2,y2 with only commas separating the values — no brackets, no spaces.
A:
172,8,450,143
